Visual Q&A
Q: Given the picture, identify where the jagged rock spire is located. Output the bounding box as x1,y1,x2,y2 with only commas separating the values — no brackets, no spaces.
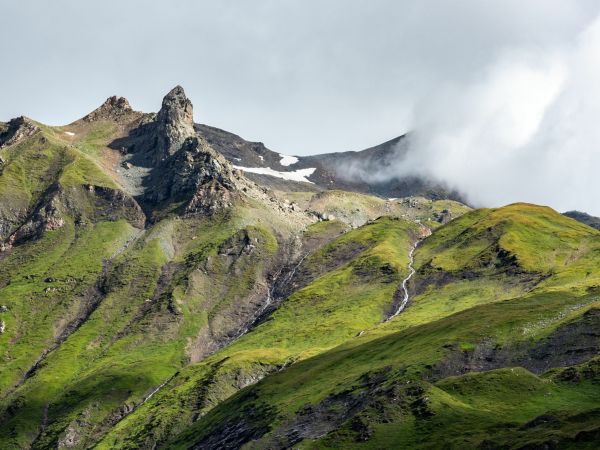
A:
155,85,195,160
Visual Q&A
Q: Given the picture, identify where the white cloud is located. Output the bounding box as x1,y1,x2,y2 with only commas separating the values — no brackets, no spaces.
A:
392,14,600,214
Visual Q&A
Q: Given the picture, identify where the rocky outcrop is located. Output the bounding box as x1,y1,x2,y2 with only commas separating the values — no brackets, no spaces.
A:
2,190,66,250
83,185,146,227
563,210,600,231
435,307,600,378
144,136,238,216
83,96,134,122
155,85,195,161
105,86,241,217
107,86,233,204
1,183,145,251
0,116,40,149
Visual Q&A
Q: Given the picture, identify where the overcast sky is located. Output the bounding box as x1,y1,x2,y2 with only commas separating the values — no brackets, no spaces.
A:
3,1,600,213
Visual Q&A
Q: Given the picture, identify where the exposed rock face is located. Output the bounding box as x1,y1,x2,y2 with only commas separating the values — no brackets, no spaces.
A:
0,116,40,148
107,86,314,225
83,96,133,122
435,308,600,379
82,185,146,227
1,184,146,251
145,136,238,216
4,190,65,249
155,85,195,161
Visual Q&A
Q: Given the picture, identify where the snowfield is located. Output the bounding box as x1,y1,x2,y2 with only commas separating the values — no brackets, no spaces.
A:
279,154,299,166
233,165,316,183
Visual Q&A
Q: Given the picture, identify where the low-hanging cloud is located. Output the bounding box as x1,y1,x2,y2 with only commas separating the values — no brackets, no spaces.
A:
400,16,600,215
336,2,600,215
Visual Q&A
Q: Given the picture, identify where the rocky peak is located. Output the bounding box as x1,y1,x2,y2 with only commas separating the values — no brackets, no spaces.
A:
155,85,195,160
83,96,133,122
0,116,40,149
110,86,305,221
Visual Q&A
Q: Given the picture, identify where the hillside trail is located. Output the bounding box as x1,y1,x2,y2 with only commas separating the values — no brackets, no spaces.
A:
387,223,431,320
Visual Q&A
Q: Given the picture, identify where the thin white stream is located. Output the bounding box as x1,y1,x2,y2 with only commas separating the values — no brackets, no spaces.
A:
388,242,418,320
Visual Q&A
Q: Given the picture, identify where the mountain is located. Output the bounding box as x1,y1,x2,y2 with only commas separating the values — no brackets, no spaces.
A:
196,124,462,200
564,210,600,231
0,87,599,450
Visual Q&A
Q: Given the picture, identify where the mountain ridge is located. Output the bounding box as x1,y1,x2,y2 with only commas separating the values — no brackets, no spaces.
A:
0,87,599,449
30,87,461,201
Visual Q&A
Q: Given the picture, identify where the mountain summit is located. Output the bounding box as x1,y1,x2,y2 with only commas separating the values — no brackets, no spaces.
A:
155,85,195,160
83,95,133,122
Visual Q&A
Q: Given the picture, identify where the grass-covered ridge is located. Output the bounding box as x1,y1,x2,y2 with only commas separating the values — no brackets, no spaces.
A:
282,190,471,228
370,203,600,336
415,203,598,274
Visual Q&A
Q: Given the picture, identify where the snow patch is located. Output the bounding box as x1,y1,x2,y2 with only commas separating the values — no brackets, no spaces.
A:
233,165,316,183
258,155,264,162
64,131,75,136
279,154,299,166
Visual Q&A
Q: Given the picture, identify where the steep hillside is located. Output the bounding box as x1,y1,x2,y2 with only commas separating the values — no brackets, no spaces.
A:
97,217,422,448
0,87,315,449
133,204,600,449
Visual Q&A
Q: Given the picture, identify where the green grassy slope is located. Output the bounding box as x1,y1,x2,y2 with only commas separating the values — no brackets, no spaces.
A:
0,125,149,448
0,219,135,392
155,204,600,449
97,217,421,449
0,125,143,396
171,291,600,449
